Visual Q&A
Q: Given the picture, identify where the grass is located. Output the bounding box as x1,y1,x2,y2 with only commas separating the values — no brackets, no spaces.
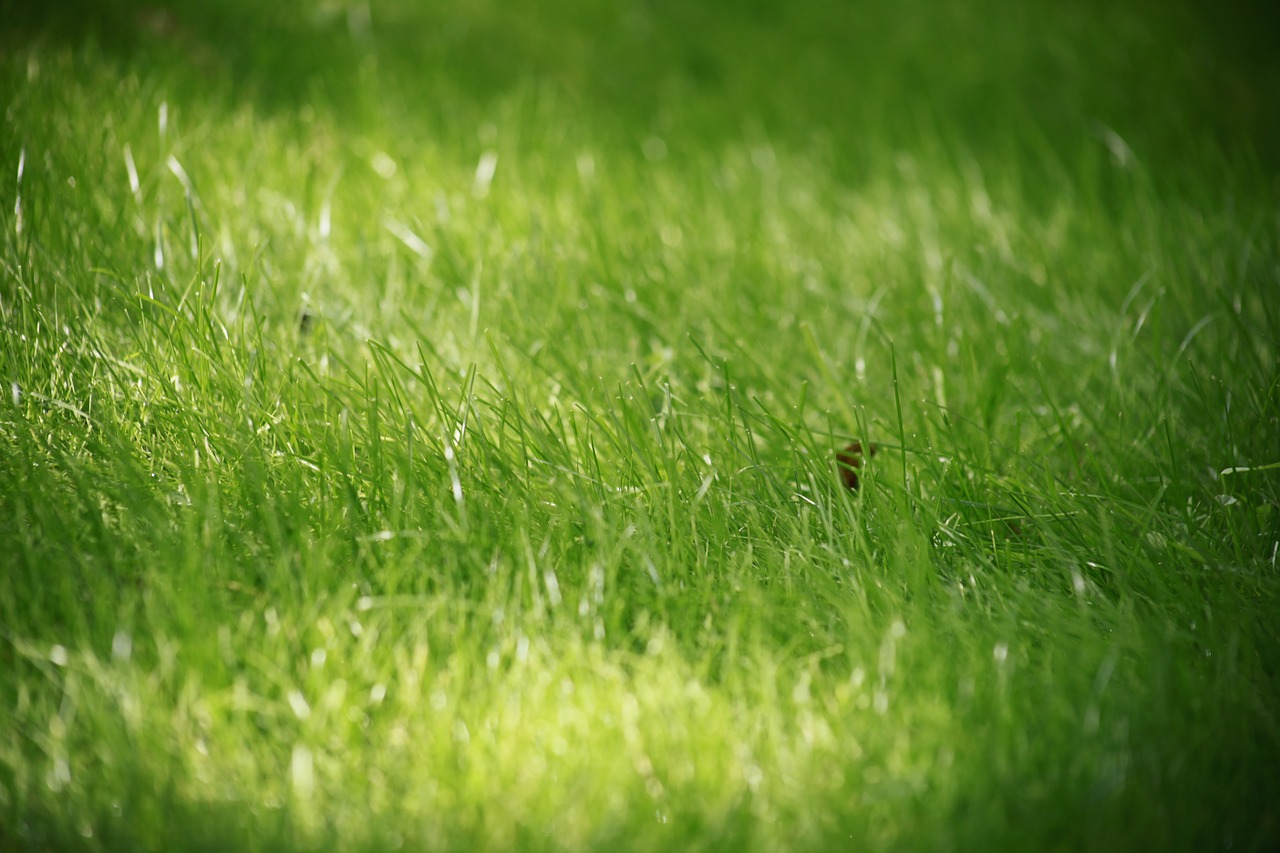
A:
2,0,1279,850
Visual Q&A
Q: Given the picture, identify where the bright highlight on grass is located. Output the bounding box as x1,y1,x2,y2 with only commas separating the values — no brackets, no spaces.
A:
2,1,1279,851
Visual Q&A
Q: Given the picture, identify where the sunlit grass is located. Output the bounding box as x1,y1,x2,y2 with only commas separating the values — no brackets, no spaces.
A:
2,1,1279,850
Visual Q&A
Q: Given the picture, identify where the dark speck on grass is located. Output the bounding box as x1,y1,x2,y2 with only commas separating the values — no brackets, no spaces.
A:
837,441,877,491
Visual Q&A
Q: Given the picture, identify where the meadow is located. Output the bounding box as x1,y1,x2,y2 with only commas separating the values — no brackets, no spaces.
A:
2,1,1279,849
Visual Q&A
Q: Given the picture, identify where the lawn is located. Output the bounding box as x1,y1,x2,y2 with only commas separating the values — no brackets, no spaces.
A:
2,1,1279,850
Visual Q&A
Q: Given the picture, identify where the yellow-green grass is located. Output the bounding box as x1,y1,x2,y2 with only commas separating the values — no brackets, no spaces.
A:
2,1,1278,850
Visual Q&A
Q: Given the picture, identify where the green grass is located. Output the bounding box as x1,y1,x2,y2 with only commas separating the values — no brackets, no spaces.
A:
2,1,1279,850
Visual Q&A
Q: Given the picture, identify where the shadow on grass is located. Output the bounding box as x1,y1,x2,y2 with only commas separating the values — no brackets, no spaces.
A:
3,0,1279,176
